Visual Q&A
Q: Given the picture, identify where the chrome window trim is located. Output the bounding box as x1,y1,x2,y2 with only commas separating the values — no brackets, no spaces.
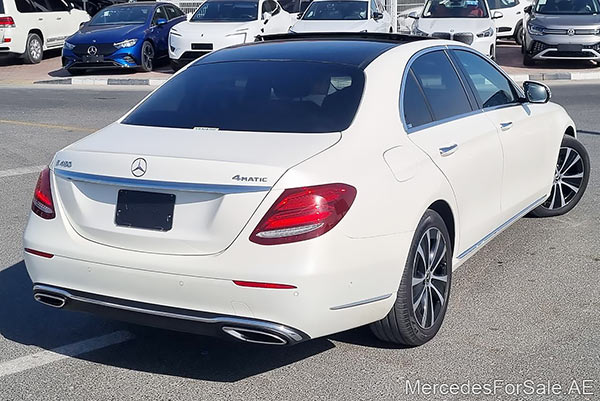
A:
400,45,529,134
400,45,479,134
54,169,272,194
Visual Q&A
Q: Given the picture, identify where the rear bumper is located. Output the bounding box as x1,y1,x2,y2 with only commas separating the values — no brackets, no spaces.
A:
33,284,309,345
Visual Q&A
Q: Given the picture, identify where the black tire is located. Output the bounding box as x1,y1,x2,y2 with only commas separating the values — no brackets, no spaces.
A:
370,210,452,346
514,22,524,46
23,33,43,64
490,45,496,62
523,52,535,66
170,59,183,72
530,135,590,218
139,41,154,72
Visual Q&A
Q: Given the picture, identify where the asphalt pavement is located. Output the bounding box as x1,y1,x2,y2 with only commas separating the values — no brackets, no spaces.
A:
0,83,598,400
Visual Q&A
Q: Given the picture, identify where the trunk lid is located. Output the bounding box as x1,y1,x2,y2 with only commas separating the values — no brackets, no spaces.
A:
53,123,340,255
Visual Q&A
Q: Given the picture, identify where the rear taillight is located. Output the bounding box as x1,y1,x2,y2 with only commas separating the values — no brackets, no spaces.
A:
0,17,16,28
250,183,356,245
32,167,55,219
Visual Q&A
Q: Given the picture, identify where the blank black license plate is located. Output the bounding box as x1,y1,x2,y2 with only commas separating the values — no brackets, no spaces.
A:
558,44,583,52
82,54,104,63
115,190,175,231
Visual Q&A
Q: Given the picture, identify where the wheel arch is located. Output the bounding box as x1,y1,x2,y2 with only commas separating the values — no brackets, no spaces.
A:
28,29,44,47
427,200,456,256
565,126,576,138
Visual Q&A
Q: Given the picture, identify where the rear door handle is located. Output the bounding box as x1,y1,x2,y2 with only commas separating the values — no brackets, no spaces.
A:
500,122,513,131
439,144,458,156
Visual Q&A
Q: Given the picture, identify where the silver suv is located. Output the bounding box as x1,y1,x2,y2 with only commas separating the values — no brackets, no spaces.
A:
522,0,600,65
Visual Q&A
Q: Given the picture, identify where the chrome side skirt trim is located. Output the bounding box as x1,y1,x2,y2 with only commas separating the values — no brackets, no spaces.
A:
54,169,271,194
457,195,547,260
330,293,392,311
32,284,303,342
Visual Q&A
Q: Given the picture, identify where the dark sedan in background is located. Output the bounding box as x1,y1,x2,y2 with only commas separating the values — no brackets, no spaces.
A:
62,1,185,74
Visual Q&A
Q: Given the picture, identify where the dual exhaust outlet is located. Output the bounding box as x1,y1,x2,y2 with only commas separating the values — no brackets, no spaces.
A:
33,289,294,345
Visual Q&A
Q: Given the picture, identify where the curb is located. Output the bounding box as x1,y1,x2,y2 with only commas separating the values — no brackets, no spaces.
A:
32,71,600,86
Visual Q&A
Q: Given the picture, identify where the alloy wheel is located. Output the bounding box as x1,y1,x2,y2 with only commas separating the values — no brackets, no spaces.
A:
411,227,449,330
142,43,154,71
543,146,585,210
30,38,42,61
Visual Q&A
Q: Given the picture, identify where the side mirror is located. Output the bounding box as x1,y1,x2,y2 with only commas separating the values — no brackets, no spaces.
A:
408,11,419,19
522,81,551,104
372,11,383,20
263,11,272,21
156,18,168,26
492,10,503,19
524,5,532,14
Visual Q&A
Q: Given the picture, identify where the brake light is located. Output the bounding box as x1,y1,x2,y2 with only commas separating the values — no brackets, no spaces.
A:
250,183,356,245
233,280,296,289
32,167,55,219
0,17,15,28
24,248,54,258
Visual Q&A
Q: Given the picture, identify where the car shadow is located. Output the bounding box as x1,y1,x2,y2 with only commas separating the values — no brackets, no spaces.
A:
0,48,62,66
0,261,335,382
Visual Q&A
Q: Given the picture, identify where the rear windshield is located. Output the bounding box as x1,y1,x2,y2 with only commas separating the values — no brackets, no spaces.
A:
123,61,365,133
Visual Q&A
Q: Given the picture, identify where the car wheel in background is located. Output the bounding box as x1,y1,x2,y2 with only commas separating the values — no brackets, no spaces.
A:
23,33,43,64
139,41,155,72
490,44,496,61
530,135,590,217
514,22,524,46
370,210,452,346
523,52,535,66
170,59,183,72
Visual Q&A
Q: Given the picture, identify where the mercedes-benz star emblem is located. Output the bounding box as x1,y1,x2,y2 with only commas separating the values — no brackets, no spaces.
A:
567,28,576,36
131,158,147,177
87,46,98,55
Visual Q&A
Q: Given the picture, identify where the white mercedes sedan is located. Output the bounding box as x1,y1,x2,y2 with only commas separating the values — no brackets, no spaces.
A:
25,33,589,346
168,0,293,70
290,0,393,33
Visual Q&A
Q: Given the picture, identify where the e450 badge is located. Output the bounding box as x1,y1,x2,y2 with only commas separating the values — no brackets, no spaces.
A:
55,159,72,168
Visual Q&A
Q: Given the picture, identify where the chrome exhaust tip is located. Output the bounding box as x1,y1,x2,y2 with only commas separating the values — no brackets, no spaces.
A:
222,326,288,345
34,292,67,309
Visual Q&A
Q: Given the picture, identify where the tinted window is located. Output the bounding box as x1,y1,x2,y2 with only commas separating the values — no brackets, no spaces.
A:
423,0,489,18
488,0,518,9
403,71,434,129
165,5,184,19
191,1,258,21
303,1,368,20
46,0,68,11
152,6,167,24
410,51,472,121
15,0,36,12
453,50,517,108
262,0,277,14
0,0,4,14
90,6,151,25
535,0,600,15
123,61,365,133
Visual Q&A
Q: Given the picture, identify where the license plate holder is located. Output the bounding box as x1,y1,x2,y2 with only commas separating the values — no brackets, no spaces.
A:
557,44,583,52
82,54,105,63
115,190,175,232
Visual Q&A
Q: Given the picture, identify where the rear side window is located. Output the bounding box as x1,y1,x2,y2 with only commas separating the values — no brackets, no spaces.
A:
0,0,4,14
123,61,365,133
15,0,38,12
409,50,472,122
403,71,434,129
46,0,69,11
452,49,518,109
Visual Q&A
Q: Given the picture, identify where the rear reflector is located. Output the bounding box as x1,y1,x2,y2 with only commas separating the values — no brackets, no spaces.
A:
24,248,54,258
0,17,15,28
2,38,11,43
233,280,296,289
250,183,356,245
32,167,55,219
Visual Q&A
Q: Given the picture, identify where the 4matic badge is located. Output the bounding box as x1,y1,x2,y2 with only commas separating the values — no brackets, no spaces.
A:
232,175,267,183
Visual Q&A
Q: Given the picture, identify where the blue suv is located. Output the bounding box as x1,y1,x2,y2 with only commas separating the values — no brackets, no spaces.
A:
62,2,185,74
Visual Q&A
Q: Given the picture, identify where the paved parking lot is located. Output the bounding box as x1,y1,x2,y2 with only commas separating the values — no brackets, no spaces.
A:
2,41,600,85
0,83,598,400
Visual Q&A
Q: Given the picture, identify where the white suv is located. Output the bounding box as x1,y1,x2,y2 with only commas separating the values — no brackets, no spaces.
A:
488,0,531,45
0,0,88,63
